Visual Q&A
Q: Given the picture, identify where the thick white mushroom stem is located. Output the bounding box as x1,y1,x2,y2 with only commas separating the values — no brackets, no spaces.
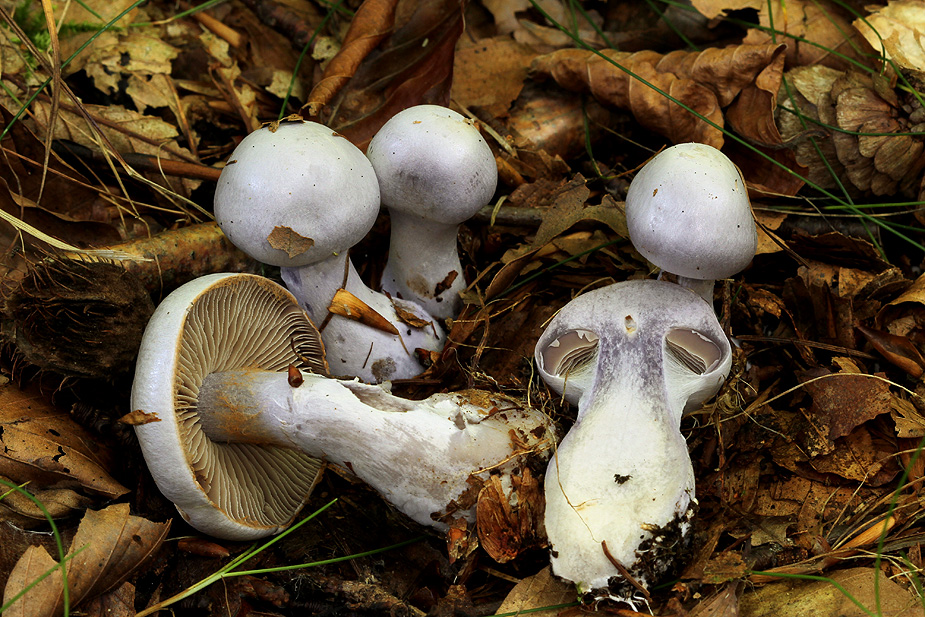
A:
196,369,554,529
535,280,732,600
381,212,467,318
282,251,445,383
545,367,695,596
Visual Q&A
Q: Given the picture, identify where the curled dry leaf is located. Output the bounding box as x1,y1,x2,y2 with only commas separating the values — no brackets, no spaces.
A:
0,383,128,516
324,0,465,149
741,0,875,71
2,503,169,617
328,288,401,336
529,44,786,148
854,1,925,73
304,0,399,116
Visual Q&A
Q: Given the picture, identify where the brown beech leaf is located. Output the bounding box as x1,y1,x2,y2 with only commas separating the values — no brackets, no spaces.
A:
855,2,925,73
267,225,314,258
0,383,128,503
495,566,575,617
64,504,170,603
304,0,399,116
741,567,923,617
1,504,169,616
857,324,925,378
2,545,60,617
532,176,628,247
329,288,400,336
800,367,893,441
325,0,465,149
529,44,785,148
742,0,876,71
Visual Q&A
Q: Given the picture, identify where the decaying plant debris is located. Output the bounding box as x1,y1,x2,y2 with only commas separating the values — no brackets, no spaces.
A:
2,0,925,615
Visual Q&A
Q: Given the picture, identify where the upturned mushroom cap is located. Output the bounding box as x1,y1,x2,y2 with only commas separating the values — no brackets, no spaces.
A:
366,105,497,223
534,280,733,597
130,273,328,540
625,143,757,282
214,120,380,268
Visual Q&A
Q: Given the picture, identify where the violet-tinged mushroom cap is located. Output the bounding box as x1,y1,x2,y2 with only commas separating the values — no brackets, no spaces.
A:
534,280,732,598
366,105,497,318
214,120,380,268
625,143,756,291
130,273,327,540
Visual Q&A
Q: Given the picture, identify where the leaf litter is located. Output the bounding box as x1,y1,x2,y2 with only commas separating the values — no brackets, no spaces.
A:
1,0,925,615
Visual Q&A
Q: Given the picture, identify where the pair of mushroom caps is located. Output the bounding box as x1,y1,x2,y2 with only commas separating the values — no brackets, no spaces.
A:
130,272,555,540
213,106,497,383
532,143,756,600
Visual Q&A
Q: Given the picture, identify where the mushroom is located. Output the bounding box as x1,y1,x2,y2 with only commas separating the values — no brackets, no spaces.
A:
534,280,732,600
625,143,757,303
214,118,444,383
131,272,554,540
366,105,498,319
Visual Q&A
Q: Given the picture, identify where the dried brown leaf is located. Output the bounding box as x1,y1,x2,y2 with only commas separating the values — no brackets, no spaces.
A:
741,567,923,617
0,384,128,501
854,2,925,73
857,324,925,377
801,369,893,440
329,288,400,336
532,176,628,247
495,566,575,617
64,503,170,603
1,504,169,616
2,545,61,617
267,225,314,258
742,0,875,71
305,0,399,116
530,44,786,148
326,0,465,149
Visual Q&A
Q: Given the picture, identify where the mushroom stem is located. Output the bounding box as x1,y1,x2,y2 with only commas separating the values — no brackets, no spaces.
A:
546,364,695,595
281,251,445,382
195,369,553,529
662,274,715,304
381,212,467,317
534,280,732,599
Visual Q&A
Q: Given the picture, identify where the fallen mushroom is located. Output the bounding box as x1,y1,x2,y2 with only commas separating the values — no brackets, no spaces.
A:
534,280,732,601
214,117,444,383
366,105,497,319
625,143,757,303
131,272,554,540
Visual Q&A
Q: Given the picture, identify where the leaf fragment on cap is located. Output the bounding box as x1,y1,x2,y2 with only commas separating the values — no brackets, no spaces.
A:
267,226,314,258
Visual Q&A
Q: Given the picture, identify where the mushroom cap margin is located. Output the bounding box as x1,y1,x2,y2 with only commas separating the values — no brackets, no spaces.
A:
130,273,328,540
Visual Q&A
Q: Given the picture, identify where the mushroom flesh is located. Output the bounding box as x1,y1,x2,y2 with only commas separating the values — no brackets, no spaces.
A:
534,280,732,600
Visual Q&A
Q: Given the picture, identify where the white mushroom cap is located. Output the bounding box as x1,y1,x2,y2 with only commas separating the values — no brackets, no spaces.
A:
625,143,756,282
130,273,328,540
214,120,380,268
534,280,733,597
366,105,497,225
